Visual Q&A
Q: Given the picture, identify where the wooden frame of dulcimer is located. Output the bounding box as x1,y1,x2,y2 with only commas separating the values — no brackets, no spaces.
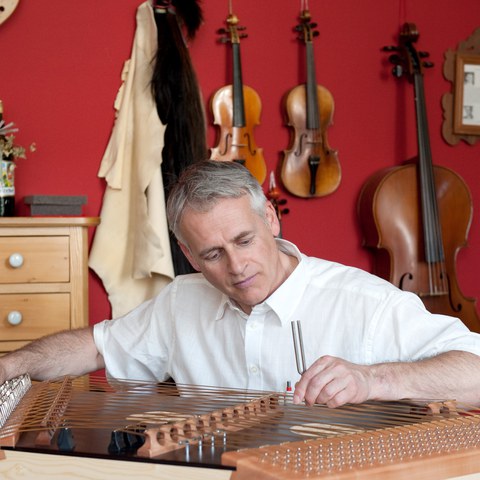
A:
4,374,480,480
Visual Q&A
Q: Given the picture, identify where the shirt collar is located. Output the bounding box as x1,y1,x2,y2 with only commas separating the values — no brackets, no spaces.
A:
265,239,309,325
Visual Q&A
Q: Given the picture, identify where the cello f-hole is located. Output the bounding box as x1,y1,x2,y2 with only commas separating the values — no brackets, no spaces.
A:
399,272,414,290
445,275,462,313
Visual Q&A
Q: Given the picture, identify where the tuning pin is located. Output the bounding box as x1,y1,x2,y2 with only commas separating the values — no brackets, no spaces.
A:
310,22,318,29
312,31,320,38
392,65,403,77
217,28,227,34
418,51,430,58
423,61,434,68
382,45,398,52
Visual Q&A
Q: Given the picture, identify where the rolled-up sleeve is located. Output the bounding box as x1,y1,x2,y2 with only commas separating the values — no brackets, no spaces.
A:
93,289,173,382
369,290,480,363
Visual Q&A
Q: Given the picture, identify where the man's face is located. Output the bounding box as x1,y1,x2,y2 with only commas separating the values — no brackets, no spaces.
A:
178,195,282,313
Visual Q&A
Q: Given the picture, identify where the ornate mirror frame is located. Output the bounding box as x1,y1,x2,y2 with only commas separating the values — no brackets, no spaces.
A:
442,28,480,145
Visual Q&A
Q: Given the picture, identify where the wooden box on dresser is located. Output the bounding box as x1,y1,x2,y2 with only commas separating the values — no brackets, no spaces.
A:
0,217,99,354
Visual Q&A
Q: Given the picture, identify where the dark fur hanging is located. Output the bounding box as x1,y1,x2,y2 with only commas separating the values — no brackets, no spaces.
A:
151,0,207,275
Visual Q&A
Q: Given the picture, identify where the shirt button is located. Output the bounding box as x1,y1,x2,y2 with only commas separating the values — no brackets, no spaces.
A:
248,322,257,330
249,365,258,374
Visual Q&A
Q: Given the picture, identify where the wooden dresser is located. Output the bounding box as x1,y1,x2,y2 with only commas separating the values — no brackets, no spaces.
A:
0,217,99,354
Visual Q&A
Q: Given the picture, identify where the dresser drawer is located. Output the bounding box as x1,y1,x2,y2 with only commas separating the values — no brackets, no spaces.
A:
0,293,70,341
0,236,69,284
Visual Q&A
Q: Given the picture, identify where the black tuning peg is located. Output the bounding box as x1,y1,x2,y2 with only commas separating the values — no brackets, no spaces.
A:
423,61,434,68
418,51,430,58
382,45,398,52
388,54,402,65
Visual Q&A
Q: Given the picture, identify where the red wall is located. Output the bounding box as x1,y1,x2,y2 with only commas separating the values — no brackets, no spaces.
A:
1,0,479,325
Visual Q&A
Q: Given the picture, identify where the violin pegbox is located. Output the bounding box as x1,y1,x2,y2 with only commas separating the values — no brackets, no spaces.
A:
295,10,319,44
217,12,247,45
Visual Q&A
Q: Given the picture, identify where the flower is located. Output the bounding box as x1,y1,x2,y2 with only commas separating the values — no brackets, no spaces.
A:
0,120,36,161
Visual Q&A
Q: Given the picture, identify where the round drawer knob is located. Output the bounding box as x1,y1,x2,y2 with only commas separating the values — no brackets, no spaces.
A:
9,253,24,268
7,311,23,326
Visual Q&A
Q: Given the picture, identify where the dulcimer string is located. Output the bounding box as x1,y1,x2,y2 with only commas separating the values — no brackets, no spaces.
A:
0,374,469,448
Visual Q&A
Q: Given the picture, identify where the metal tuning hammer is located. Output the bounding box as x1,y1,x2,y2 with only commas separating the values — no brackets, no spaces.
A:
291,320,307,374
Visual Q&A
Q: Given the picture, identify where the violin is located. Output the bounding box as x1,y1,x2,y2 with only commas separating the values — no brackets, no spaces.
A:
281,6,341,198
210,7,267,185
358,23,480,331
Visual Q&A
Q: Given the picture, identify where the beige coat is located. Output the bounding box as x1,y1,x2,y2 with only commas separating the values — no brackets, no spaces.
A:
89,1,173,318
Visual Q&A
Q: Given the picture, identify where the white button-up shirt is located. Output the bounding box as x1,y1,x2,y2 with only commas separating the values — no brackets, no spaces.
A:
94,240,480,392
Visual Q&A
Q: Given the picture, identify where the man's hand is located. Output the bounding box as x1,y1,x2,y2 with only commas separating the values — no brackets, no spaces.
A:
293,355,375,408
293,351,480,408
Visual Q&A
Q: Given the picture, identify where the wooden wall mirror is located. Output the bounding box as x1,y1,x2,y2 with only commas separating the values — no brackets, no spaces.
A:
442,28,480,145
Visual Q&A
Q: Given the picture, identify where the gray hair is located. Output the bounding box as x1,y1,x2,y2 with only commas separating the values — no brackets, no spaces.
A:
166,160,267,242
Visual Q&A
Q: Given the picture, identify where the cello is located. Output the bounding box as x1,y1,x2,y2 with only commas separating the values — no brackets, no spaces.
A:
358,23,480,332
281,4,341,198
210,5,266,185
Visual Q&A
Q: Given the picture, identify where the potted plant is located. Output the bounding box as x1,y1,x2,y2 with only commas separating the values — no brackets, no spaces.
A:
0,102,36,216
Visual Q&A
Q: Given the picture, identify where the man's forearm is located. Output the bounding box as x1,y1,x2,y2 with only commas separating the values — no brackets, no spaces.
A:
371,350,480,405
1,327,105,383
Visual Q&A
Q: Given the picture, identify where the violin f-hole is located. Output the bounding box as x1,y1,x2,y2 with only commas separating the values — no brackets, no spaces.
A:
219,133,232,156
294,133,307,157
243,133,257,156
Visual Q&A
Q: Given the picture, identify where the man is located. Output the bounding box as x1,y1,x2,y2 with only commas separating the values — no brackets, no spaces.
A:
2,160,480,408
